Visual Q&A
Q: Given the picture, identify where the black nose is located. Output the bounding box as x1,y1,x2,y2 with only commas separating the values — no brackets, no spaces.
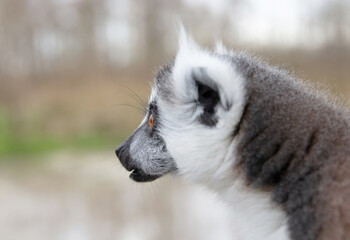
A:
115,146,122,157
115,142,134,171
115,144,126,163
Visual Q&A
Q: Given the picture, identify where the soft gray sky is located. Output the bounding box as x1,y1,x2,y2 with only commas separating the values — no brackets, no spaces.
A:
184,0,349,47
98,0,350,67
2,0,349,76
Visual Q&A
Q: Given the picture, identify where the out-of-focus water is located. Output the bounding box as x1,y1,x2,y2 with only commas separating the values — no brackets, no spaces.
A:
0,151,237,240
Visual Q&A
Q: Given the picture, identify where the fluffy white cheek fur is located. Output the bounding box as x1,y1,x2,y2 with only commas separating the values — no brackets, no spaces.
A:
165,125,236,185
159,95,244,188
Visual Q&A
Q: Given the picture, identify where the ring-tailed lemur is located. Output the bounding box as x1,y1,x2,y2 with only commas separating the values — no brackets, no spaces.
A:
115,29,350,240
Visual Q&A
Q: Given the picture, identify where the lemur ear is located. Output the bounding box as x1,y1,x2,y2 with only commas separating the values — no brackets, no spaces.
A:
173,28,244,112
188,67,220,126
192,67,220,114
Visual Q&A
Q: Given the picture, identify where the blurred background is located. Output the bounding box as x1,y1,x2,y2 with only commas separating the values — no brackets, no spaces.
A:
0,0,349,239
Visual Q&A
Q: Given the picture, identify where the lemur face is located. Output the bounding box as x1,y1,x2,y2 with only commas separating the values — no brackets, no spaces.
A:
115,100,176,182
116,29,246,184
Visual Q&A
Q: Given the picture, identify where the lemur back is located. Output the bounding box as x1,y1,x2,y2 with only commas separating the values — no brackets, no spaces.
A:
232,53,350,239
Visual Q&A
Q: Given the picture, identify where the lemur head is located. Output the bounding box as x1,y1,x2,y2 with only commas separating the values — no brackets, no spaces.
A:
116,29,246,185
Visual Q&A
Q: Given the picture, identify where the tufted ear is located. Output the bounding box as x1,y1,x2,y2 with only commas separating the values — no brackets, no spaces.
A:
191,67,221,126
192,67,220,113
172,34,233,110
171,26,246,123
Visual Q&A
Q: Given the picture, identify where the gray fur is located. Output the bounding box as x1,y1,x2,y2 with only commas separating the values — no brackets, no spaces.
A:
223,52,350,240
155,61,175,104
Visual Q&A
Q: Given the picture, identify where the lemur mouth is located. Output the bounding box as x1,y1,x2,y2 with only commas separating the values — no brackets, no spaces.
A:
129,168,161,182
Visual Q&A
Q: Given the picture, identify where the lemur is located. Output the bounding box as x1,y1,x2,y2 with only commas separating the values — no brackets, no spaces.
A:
116,28,350,240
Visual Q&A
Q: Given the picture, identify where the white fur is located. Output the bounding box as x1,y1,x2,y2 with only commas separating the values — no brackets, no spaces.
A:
215,41,228,55
155,29,290,240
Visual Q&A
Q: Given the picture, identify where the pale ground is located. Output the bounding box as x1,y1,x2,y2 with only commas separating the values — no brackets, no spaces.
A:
0,151,237,240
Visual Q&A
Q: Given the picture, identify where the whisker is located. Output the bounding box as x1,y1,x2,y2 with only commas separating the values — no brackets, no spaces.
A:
117,83,148,108
126,92,148,109
125,92,147,108
109,103,147,115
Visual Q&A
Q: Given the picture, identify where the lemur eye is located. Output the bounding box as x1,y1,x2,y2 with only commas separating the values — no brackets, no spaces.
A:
148,114,154,128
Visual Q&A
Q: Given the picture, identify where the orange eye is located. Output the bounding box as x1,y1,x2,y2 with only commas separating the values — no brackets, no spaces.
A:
148,114,154,128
